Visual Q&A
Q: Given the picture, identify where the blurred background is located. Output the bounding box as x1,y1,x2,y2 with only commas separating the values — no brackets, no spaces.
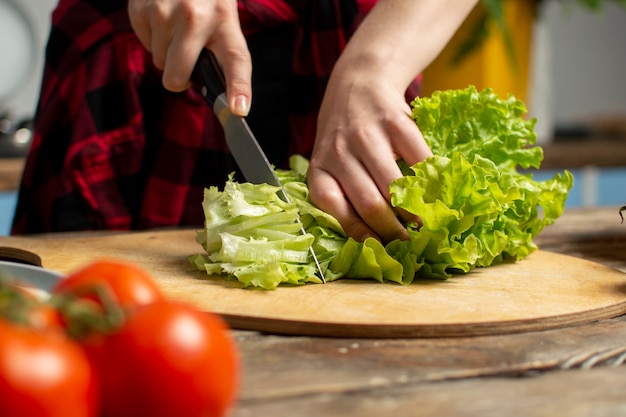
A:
0,0,625,235
0,0,56,235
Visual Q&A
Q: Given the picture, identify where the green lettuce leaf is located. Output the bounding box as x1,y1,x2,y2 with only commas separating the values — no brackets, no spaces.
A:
190,86,573,288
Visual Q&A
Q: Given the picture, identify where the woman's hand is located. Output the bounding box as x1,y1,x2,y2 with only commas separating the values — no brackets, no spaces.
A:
307,0,478,243
128,0,251,115
308,69,431,243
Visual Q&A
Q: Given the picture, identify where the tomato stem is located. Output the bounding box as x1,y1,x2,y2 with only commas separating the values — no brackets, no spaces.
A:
50,283,128,340
0,274,41,326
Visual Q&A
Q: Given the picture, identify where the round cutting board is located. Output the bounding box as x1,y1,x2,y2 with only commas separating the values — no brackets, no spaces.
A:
2,230,626,338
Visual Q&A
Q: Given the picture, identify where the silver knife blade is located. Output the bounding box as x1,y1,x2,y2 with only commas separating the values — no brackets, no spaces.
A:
212,93,289,201
193,50,325,283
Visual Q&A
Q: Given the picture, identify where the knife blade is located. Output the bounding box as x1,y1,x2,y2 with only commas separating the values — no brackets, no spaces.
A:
192,48,325,283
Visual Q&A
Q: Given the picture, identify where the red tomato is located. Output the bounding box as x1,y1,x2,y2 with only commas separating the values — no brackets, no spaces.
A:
0,320,99,417
52,259,164,311
85,301,239,417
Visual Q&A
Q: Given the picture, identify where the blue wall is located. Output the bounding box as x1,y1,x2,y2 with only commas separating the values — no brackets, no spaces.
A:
0,192,17,235
533,167,626,208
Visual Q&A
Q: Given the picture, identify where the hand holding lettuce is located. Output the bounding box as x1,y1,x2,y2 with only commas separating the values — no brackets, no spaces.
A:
190,86,573,289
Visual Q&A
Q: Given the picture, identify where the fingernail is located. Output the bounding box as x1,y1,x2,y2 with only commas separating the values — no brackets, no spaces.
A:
233,95,249,116
360,233,377,242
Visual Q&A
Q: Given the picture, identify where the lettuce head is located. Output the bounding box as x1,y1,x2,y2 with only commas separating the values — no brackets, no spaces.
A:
190,86,573,289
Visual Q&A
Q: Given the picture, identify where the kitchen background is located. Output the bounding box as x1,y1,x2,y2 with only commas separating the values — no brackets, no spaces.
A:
0,0,625,235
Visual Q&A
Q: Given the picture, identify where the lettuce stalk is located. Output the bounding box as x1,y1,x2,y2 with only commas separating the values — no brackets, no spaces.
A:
190,86,573,289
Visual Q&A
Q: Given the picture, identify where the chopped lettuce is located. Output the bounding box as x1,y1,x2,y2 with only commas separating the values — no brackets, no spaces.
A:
190,86,573,289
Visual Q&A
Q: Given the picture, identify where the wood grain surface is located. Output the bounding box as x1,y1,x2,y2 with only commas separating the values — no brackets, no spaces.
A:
2,206,626,416
1,225,625,338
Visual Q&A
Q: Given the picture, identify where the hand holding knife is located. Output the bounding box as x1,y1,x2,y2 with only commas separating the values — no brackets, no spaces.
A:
191,48,325,283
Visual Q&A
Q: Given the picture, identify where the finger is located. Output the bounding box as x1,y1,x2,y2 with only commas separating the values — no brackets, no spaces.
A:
354,133,403,202
310,157,410,243
339,115,407,203
160,1,216,92
162,29,207,92
127,1,154,53
344,169,410,243
358,150,419,227
391,108,433,165
307,168,378,242
149,13,173,71
208,27,252,117
387,111,432,225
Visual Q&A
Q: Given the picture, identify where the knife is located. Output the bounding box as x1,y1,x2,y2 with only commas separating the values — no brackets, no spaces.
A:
192,48,325,283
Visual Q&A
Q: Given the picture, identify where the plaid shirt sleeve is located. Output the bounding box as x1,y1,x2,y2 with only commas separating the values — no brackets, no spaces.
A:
12,0,421,235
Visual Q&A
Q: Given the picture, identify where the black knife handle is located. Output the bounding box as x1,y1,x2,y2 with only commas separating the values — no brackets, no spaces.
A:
191,48,226,107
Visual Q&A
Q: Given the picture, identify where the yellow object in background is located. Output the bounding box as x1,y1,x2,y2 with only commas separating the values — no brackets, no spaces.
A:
422,0,537,103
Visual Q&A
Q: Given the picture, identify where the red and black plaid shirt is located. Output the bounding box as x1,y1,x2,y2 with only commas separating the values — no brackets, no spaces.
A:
12,0,421,234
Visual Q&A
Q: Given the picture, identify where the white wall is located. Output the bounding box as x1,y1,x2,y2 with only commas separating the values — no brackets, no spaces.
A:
532,2,626,130
0,0,57,120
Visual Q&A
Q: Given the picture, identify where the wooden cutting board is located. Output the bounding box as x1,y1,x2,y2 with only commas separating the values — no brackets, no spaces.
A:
2,229,626,338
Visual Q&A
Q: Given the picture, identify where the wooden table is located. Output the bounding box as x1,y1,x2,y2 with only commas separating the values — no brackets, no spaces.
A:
2,204,626,415
228,206,626,417
12,207,617,416
1,151,626,415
